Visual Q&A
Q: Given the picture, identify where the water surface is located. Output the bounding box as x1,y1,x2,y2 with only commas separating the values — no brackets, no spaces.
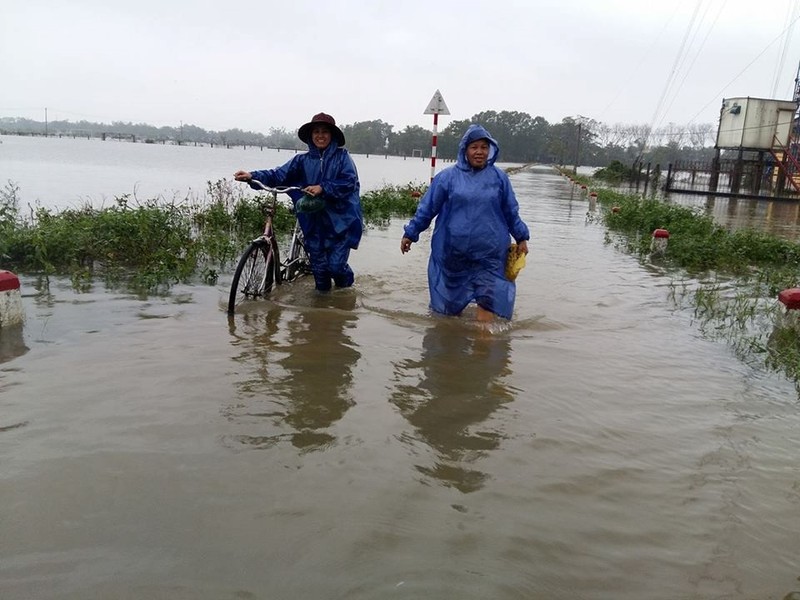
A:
2,166,799,599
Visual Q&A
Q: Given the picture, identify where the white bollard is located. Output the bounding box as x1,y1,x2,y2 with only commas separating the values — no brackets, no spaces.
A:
0,270,24,327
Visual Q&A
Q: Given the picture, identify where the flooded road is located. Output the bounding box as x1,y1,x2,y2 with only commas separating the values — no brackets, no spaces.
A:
2,166,799,599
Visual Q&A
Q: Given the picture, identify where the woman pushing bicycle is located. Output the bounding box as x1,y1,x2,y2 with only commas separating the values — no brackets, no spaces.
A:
234,112,363,292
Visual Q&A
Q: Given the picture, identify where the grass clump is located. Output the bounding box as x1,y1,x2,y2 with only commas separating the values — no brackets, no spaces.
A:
360,183,425,224
0,180,423,292
596,188,800,274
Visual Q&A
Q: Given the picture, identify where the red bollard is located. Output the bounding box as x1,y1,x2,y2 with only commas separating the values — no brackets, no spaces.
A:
650,228,670,256
778,288,800,310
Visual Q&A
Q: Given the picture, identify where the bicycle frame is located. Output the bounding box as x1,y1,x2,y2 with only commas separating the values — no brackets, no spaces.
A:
249,181,297,241
247,181,309,280
227,180,311,314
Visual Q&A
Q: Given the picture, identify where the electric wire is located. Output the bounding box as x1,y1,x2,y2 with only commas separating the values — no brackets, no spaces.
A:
595,3,684,123
658,1,726,128
770,0,798,97
641,0,704,156
648,2,702,126
686,9,800,125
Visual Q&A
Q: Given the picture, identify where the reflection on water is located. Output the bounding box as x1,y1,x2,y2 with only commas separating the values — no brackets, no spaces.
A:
0,323,28,364
390,319,514,493
0,323,29,435
225,290,360,452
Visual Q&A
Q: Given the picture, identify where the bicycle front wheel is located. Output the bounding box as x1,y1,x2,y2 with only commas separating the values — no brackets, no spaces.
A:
227,239,280,314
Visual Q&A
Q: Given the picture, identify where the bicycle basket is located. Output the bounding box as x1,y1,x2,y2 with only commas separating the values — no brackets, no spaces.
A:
295,194,325,214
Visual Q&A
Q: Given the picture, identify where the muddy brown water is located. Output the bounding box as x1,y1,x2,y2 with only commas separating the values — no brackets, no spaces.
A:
2,166,800,599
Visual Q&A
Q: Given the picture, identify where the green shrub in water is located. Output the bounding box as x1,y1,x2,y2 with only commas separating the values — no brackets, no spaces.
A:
0,180,425,292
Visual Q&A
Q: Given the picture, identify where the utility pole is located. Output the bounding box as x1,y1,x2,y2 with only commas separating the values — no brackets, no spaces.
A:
792,60,800,144
573,122,581,174
44,107,48,137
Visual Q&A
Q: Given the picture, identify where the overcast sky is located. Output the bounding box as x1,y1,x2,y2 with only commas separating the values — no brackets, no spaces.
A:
3,0,800,135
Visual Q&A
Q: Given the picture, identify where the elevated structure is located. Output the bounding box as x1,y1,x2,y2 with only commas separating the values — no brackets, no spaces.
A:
715,97,796,151
706,96,800,195
663,60,800,200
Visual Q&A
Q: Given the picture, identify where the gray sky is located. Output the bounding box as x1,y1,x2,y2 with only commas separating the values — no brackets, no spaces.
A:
3,0,800,134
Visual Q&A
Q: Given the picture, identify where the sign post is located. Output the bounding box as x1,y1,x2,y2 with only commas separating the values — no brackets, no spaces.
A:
423,89,450,182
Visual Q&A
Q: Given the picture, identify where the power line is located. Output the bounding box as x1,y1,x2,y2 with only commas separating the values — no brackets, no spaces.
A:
658,0,726,128
642,0,704,155
595,4,683,122
687,9,800,124
770,0,799,97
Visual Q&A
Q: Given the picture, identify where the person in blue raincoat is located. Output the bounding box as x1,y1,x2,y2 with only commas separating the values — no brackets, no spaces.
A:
400,124,530,321
234,112,363,291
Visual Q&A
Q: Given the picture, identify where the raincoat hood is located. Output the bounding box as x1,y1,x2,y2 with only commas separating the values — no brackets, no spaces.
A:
456,124,499,171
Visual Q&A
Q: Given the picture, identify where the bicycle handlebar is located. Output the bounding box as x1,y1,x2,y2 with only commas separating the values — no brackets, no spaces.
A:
248,179,303,194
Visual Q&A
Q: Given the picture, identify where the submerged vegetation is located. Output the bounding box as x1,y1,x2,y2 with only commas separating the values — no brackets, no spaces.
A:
564,168,800,391
0,179,424,292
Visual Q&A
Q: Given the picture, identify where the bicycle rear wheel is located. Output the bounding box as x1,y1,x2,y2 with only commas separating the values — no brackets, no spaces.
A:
227,239,280,314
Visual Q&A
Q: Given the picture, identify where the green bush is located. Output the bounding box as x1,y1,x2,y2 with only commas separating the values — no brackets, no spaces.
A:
593,160,632,183
1,180,424,291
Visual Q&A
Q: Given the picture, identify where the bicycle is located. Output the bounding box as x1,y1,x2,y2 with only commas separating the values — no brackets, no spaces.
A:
227,181,312,314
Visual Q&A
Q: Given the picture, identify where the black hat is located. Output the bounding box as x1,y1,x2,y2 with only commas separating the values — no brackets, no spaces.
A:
298,112,346,146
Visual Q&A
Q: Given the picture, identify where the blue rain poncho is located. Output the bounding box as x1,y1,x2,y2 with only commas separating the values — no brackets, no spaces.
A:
403,124,530,319
247,140,363,288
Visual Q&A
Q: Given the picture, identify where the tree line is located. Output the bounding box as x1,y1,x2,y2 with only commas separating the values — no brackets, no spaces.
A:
0,112,717,167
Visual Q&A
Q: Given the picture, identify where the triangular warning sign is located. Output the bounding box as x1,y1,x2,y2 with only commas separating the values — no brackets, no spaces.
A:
423,89,450,115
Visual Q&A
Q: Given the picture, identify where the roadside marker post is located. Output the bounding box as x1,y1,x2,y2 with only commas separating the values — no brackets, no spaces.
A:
0,270,23,328
423,89,450,183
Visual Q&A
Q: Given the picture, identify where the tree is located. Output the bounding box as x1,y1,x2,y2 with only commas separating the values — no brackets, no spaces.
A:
437,119,473,160
264,127,304,150
0,112,719,167
341,120,394,155
392,125,432,157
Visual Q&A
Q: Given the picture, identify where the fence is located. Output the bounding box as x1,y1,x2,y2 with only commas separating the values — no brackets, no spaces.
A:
665,155,800,201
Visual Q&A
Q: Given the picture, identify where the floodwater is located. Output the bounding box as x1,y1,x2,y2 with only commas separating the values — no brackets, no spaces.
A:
2,163,800,599
0,134,443,211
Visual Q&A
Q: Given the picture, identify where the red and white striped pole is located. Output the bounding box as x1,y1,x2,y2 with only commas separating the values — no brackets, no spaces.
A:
423,89,450,184
430,112,438,183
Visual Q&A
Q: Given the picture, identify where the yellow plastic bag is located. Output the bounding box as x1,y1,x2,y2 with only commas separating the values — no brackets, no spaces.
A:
505,243,527,281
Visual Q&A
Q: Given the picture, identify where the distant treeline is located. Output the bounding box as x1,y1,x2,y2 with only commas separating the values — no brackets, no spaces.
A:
0,112,717,167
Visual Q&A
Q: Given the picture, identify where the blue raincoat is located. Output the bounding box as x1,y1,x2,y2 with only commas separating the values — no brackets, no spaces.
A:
248,140,363,290
403,124,530,319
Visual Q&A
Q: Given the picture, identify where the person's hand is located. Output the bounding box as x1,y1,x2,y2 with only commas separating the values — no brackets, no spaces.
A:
400,237,413,254
234,171,252,182
303,185,323,197
518,240,529,254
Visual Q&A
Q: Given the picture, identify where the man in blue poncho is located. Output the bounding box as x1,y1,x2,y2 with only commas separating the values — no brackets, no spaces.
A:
235,112,363,291
400,124,530,321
